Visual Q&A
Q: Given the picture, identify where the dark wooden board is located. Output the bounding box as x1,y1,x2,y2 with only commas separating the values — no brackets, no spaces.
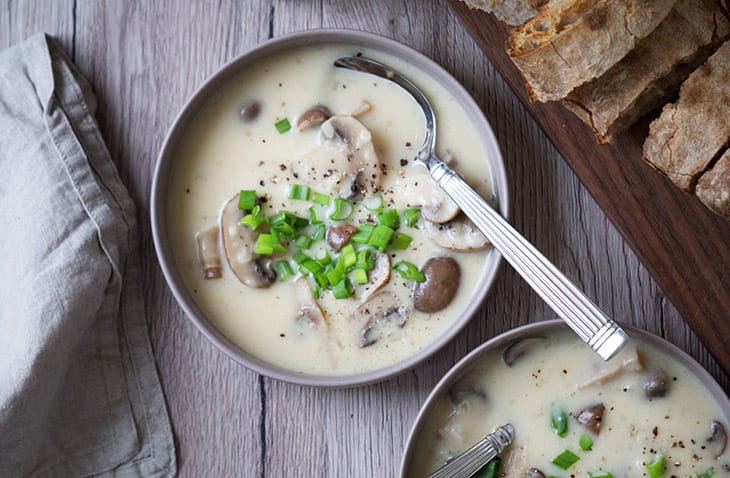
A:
449,0,730,373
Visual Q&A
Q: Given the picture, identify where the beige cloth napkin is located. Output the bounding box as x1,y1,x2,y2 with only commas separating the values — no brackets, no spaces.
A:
0,34,176,477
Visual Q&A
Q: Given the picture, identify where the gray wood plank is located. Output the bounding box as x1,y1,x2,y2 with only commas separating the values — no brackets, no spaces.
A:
1,0,74,52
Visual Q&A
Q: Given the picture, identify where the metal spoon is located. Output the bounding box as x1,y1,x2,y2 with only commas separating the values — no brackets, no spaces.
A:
335,56,628,361
427,424,515,478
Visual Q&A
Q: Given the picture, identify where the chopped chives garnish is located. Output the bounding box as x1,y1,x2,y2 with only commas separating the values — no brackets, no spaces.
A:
368,224,394,252
588,471,614,478
403,207,421,227
350,224,374,244
300,259,323,275
393,261,426,282
329,198,354,221
551,450,579,470
254,234,275,255
550,409,569,437
353,268,368,284
275,260,294,281
294,235,312,249
316,250,331,266
579,433,593,451
473,458,500,478
332,277,353,299
697,467,716,478
341,244,357,268
363,194,384,212
274,117,291,133
313,192,331,206
389,232,413,250
313,272,328,289
311,223,326,241
376,209,400,229
268,229,286,253
288,183,311,201
355,249,374,271
326,256,345,286
240,205,267,230
309,206,322,225
238,190,257,210
293,251,311,265
646,453,665,478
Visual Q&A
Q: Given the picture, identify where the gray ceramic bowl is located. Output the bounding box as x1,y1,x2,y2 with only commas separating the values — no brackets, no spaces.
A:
400,320,730,476
150,29,509,387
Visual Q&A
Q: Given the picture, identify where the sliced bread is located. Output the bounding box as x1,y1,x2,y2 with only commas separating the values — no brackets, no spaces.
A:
459,0,550,26
696,149,730,217
564,0,730,143
507,0,677,102
643,39,730,192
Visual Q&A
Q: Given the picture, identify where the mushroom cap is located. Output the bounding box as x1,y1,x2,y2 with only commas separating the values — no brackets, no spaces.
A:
353,291,406,347
296,105,331,131
295,276,327,328
422,214,490,251
413,256,461,312
398,173,460,223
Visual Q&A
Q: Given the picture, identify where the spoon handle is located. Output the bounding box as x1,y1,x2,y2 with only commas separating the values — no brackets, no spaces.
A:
427,424,515,478
427,156,628,360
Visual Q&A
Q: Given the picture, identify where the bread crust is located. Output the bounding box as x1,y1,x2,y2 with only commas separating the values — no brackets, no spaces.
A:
563,0,730,143
696,149,730,217
507,0,677,102
642,40,730,192
460,0,550,25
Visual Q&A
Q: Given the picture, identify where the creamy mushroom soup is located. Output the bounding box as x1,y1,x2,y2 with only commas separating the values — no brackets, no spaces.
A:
167,44,496,375
406,328,730,477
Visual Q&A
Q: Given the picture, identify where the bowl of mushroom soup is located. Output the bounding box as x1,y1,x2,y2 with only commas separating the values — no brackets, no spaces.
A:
151,29,509,386
401,320,730,477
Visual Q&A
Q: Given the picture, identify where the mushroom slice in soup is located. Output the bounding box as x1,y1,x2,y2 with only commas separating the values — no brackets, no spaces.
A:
413,256,461,312
579,346,644,389
195,226,223,279
501,336,547,366
575,403,605,435
295,276,327,329
290,115,381,199
326,223,357,252
707,420,727,459
643,368,670,399
398,173,460,223
296,105,331,131
220,195,276,288
355,291,406,347
422,214,490,251
356,252,391,302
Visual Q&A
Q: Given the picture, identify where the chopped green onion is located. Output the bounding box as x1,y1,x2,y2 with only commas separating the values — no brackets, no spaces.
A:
288,184,310,201
403,207,421,227
550,409,569,437
332,277,353,299
368,224,394,252
353,268,369,284
646,453,665,478
238,190,257,210
697,468,716,478
329,197,354,221
389,232,413,250
313,192,331,206
254,234,275,255
326,256,346,286
341,244,357,268
588,471,614,478
240,205,267,230
274,117,291,133
376,209,400,229
299,259,323,275
309,206,322,225
393,261,426,282
275,260,295,281
473,458,500,478
316,250,332,266
293,251,311,265
355,249,374,271
579,433,593,451
294,235,312,249
551,450,579,470
311,223,326,241
363,194,384,212
268,230,286,253
270,211,307,237
350,224,374,244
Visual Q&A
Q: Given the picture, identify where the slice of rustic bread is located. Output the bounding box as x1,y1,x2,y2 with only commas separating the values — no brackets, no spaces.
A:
459,0,550,26
563,0,730,143
697,149,730,218
507,0,677,102
643,39,730,192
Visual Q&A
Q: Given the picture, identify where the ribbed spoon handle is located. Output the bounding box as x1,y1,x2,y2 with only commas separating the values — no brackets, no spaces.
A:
427,424,515,478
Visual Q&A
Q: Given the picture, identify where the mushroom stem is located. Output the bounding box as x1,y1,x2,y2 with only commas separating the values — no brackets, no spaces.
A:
579,347,644,389
196,226,223,279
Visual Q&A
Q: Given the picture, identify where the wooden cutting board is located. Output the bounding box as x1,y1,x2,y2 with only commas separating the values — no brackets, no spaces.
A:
449,0,730,373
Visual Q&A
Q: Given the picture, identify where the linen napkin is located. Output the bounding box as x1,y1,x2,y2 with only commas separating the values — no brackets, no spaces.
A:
0,34,176,477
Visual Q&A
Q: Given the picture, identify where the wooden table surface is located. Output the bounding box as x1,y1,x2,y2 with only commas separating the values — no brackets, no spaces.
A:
5,1,729,477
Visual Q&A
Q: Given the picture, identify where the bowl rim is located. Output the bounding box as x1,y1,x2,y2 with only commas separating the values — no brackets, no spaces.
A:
150,28,511,387
399,319,730,476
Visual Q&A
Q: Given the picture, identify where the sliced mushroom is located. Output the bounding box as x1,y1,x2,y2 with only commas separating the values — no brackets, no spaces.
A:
575,403,605,435
220,195,276,288
398,173,460,223
643,369,670,399
525,468,546,478
501,336,547,366
707,420,727,459
448,380,487,407
353,291,406,347
239,100,261,122
195,226,223,279
296,105,331,131
357,253,391,302
326,223,357,252
579,347,644,389
290,115,381,199
295,276,327,328
349,100,372,118
413,256,461,312
422,214,490,251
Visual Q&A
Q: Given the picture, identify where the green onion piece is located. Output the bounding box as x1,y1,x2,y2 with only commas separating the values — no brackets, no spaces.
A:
300,259,323,275
393,261,426,282
403,207,421,227
350,224,374,244
341,244,357,268
288,184,310,201
238,190,257,210
389,232,413,250
294,215,309,229
254,234,275,255
332,277,353,299
579,433,593,451
376,209,400,229
329,198,354,221
326,256,346,286
697,468,716,478
646,453,665,478
588,471,614,478
274,117,291,133
368,224,394,252
293,251,311,265
313,272,328,290
268,230,286,253
363,194,384,212
551,450,579,470
275,260,294,281
355,249,374,271
551,409,569,437
313,192,331,206
311,283,322,299
294,235,312,249
473,458,500,478
316,250,331,266
353,268,368,284
312,223,326,242
240,205,267,230
309,206,322,225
